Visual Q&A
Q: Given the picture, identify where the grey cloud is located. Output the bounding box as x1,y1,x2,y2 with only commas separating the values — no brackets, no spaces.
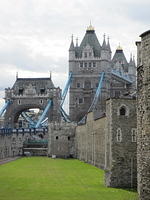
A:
0,70,16,90
0,0,148,96
0,39,68,73
126,4,150,24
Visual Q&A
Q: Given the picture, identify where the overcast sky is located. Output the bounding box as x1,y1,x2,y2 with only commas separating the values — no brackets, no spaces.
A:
0,0,149,108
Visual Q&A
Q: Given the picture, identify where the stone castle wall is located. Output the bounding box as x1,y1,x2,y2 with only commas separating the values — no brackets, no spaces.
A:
105,98,137,188
75,112,106,168
48,122,76,158
75,98,137,188
137,30,150,200
0,128,48,159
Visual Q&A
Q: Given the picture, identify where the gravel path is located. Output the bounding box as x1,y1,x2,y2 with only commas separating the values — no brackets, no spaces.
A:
0,157,21,165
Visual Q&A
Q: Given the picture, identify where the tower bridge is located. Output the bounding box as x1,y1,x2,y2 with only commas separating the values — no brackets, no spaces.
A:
0,26,138,187
1,77,61,128
0,24,136,131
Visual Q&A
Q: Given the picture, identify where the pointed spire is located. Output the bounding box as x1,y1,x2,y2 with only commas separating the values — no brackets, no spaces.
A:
102,33,107,50
132,55,136,66
104,33,106,39
76,37,78,47
117,43,123,51
129,53,133,63
107,36,111,52
129,54,136,67
86,21,94,32
69,34,75,51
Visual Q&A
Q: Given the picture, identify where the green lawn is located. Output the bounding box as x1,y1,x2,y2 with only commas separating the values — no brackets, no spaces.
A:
0,157,137,200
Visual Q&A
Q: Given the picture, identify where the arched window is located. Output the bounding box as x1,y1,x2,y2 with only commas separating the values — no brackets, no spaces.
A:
40,99,43,104
117,128,122,142
117,104,129,116
119,107,126,115
18,100,21,105
131,129,137,142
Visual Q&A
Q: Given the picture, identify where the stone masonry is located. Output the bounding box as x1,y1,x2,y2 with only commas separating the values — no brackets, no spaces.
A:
105,98,137,188
75,112,106,169
69,25,136,122
75,98,137,188
4,77,61,128
0,25,139,191
48,121,76,158
137,30,150,200
0,128,48,158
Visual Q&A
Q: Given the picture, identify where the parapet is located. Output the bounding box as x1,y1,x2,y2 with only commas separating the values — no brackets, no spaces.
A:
140,30,150,37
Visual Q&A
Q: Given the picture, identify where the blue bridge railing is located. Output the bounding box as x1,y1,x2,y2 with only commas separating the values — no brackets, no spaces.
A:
0,128,48,135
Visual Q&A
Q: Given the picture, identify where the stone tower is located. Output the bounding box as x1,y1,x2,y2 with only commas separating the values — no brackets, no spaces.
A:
69,25,111,122
136,30,150,200
4,77,61,128
105,98,137,188
69,25,136,122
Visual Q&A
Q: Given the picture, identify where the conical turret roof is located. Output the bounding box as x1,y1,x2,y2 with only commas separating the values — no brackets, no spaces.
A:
69,35,75,51
112,46,129,72
102,34,107,50
76,26,101,57
107,37,111,52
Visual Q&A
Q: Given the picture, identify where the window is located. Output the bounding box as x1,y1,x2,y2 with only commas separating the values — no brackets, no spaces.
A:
40,88,45,95
89,62,91,67
84,62,87,67
93,62,96,67
117,128,122,142
18,100,21,105
119,107,126,115
89,52,92,57
84,52,87,58
79,98,83,104
77,83,80,88
56,136,59,140
131,129,137,142
40,99,43,104
19,89,23,95
68,136,70,141
118,104,129,117
80,62,83,67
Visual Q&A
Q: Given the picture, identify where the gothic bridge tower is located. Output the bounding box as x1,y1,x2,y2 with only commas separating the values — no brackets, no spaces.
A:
69,25,112,122
69,25,136,122
4,76,61,128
